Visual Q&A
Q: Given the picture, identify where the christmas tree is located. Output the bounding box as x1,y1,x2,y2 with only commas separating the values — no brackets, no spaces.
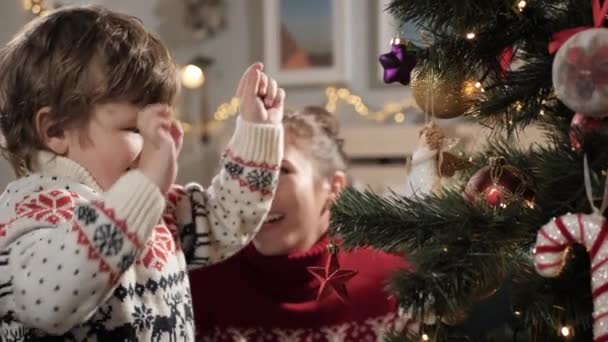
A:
331,0,608,341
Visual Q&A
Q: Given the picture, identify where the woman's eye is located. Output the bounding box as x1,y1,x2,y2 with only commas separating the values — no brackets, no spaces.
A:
280,167,290,174
126,128,140,134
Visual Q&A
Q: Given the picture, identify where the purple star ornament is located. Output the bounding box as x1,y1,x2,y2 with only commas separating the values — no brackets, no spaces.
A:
379,38,417,85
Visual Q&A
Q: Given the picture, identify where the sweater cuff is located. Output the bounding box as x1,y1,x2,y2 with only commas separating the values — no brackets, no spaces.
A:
228,116,284,166
104,170,165,242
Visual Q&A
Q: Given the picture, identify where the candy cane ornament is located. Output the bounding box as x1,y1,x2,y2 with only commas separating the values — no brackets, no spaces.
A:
534,212,608,341
534,155,608,341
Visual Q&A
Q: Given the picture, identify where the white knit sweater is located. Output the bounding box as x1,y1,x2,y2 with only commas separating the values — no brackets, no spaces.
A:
0,117,283,341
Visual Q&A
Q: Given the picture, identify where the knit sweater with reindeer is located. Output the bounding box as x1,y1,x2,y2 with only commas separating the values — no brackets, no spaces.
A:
0,118,283,341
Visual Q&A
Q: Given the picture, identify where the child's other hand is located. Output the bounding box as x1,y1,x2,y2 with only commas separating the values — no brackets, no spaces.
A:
236,62,286,125
136,104,183,194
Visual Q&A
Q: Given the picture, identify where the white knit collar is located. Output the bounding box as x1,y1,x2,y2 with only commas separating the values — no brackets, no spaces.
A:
30,150,103,192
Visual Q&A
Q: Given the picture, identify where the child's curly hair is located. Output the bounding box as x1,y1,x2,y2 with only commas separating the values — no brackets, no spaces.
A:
0,6,180,176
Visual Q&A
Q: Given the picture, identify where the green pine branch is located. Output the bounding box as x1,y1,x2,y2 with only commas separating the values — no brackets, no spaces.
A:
331,129,608,339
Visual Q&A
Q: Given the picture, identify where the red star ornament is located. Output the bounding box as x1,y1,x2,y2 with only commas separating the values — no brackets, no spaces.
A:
307,245,358,302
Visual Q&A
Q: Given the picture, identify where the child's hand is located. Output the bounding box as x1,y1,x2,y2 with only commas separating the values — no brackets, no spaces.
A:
236,62,286,124
137,104,183,194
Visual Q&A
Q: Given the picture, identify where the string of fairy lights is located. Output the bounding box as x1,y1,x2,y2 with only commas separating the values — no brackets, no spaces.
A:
325,87,418,122
211,87,420,123
179,87,420,135
22,0,48,16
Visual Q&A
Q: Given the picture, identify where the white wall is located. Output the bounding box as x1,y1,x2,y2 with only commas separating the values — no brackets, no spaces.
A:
0,1,31,187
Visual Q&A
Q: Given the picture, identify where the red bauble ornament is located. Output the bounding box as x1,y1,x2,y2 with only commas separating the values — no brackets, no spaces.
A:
569,112,606,151
463,157,535,208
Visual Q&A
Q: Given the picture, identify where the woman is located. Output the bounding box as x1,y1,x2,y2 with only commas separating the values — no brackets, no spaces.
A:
190,107,414,341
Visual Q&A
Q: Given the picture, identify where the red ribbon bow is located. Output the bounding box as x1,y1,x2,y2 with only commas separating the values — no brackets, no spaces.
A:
499,46,515,75
548,0,608,54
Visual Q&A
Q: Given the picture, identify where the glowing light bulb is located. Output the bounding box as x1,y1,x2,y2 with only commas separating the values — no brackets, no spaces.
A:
394,113,405,123
466,32,476,40
181,64,205,89
517,1,527,11
560,326,571,337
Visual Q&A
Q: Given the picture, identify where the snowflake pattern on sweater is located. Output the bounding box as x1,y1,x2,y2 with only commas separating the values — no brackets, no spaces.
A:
201,311,416,342
0,119,283,341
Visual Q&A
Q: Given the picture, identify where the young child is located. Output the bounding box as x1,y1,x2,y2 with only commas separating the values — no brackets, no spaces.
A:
190,107,415,341
0,6,285,341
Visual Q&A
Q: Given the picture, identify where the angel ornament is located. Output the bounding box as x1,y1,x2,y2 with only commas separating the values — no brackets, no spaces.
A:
403,122,470,197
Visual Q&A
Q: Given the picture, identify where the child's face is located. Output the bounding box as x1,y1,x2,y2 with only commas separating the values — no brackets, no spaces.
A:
64,102,144,190
252,132,334,256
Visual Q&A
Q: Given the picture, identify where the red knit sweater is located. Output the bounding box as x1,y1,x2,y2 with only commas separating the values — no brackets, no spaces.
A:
189,235,415,341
